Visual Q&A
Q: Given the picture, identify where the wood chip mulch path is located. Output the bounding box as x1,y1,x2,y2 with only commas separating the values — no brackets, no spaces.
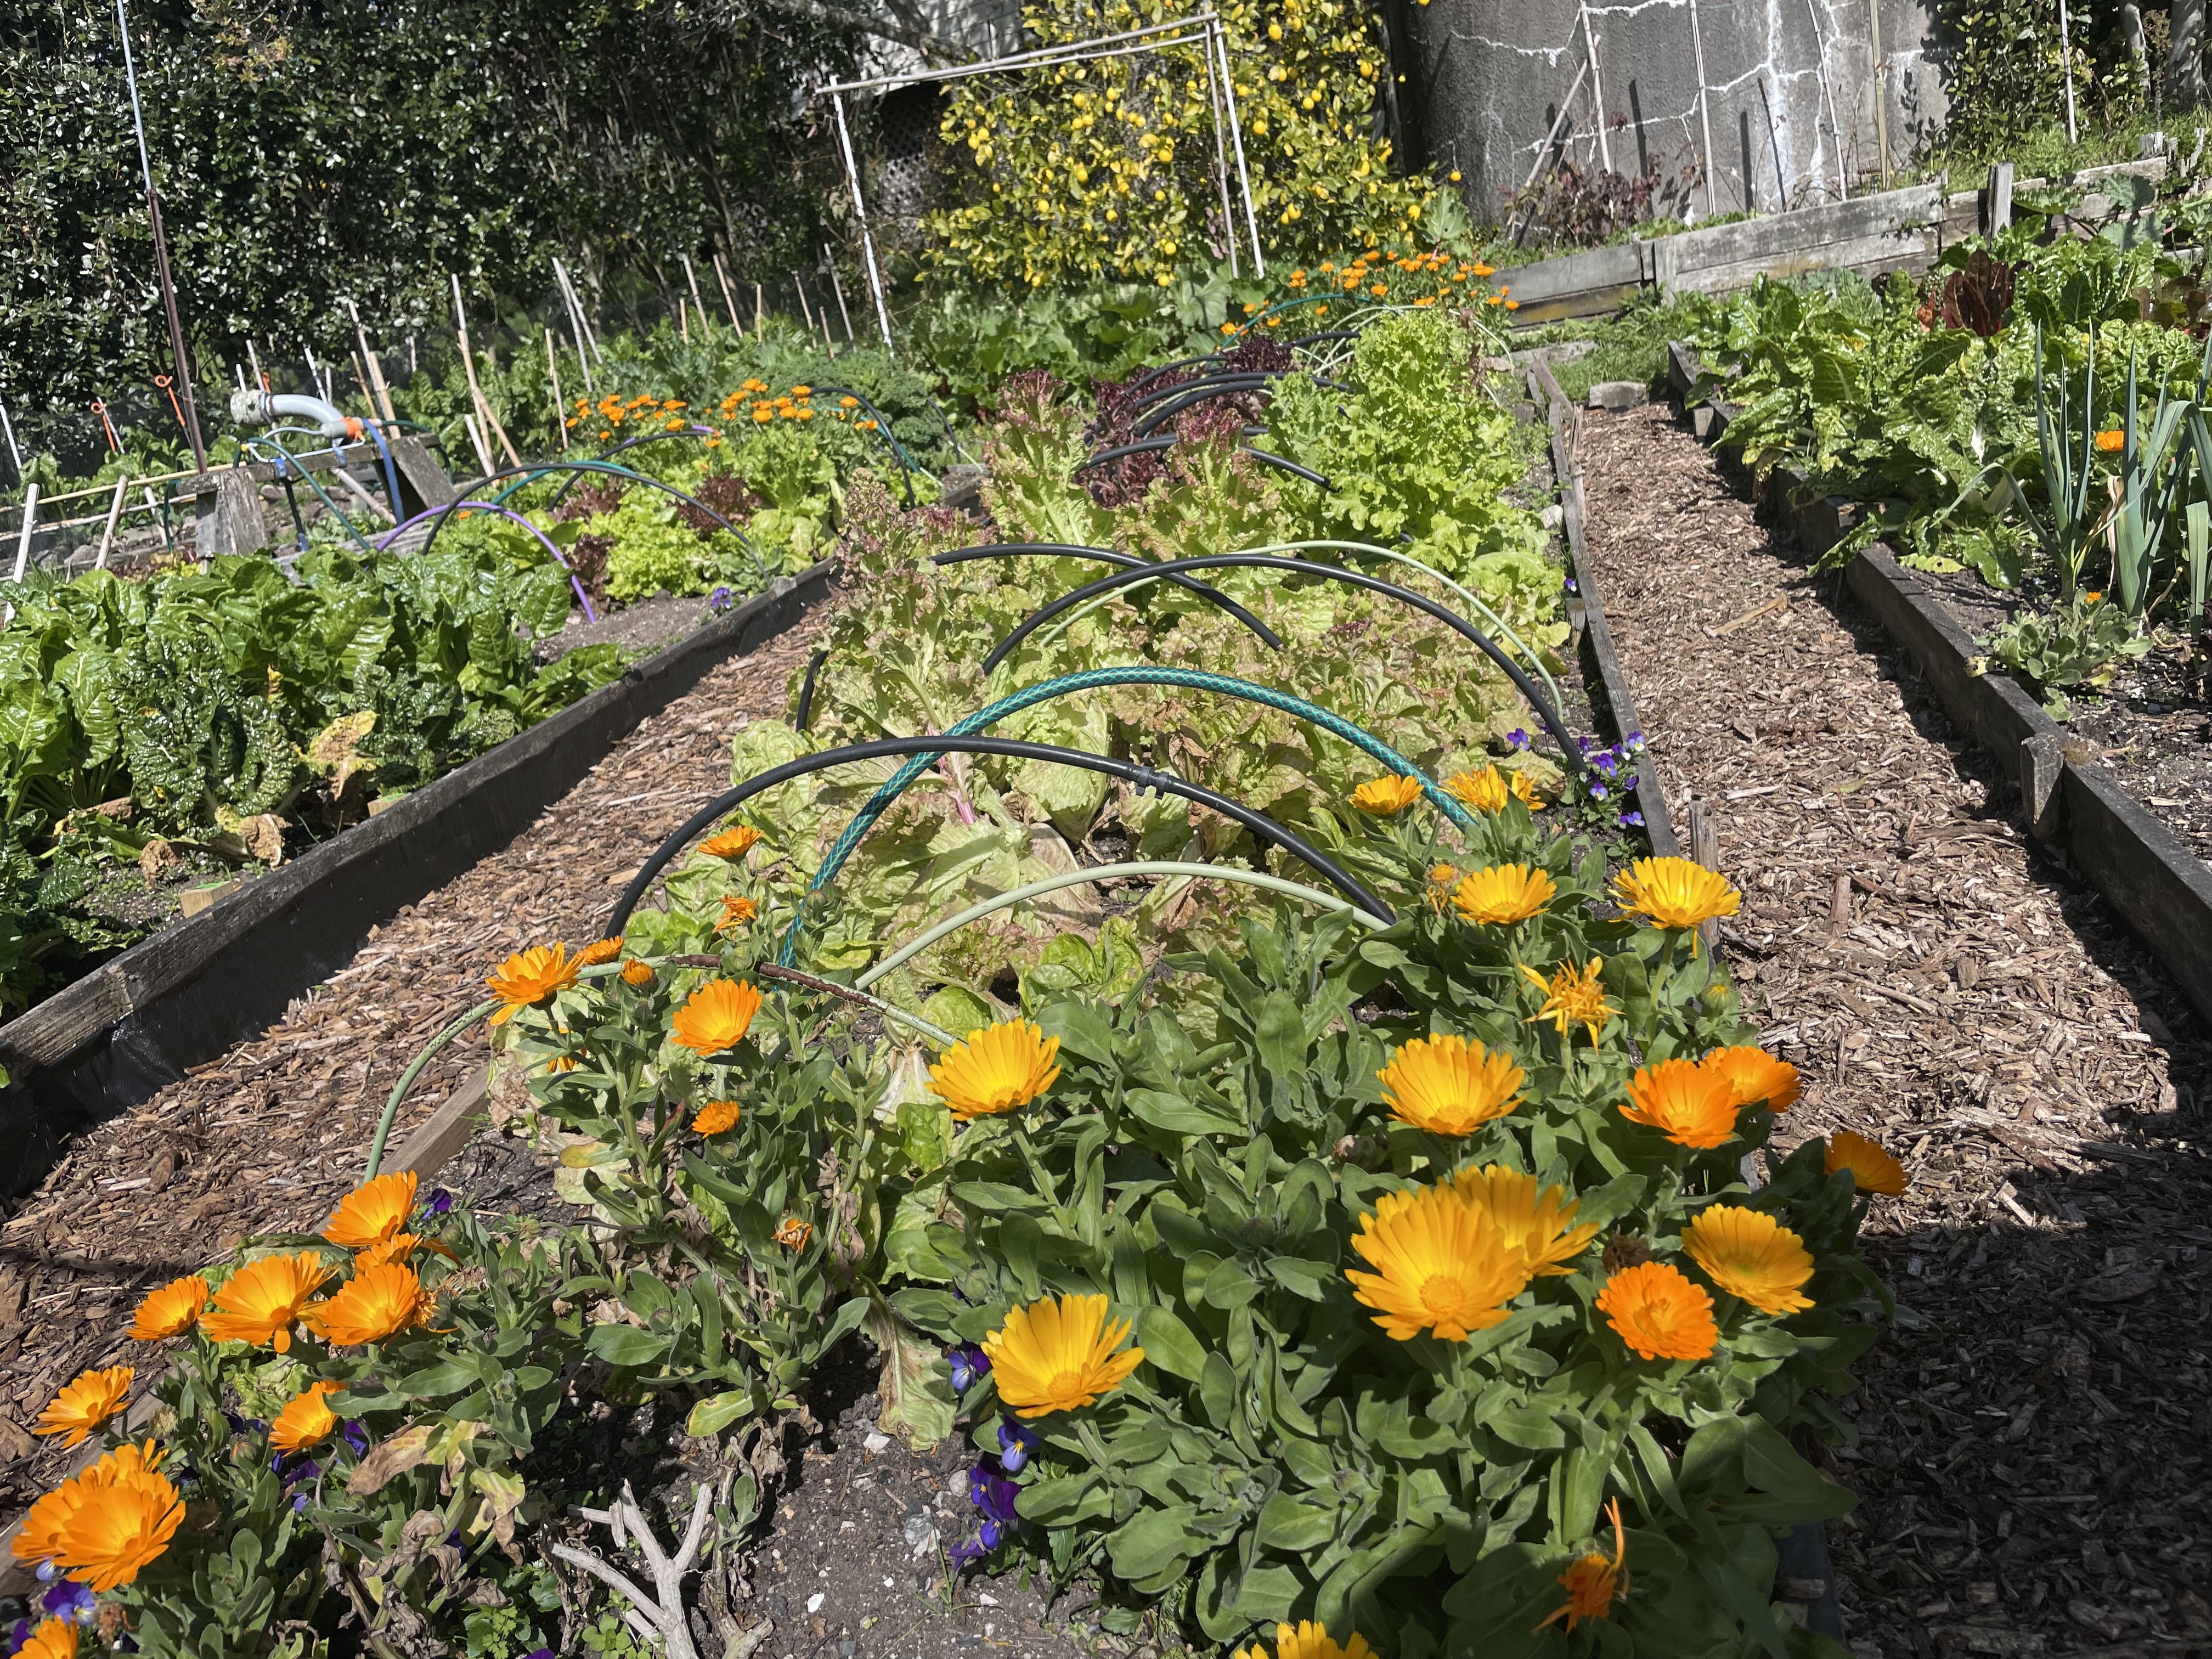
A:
0,605,833,1521
1581,404,2212,1657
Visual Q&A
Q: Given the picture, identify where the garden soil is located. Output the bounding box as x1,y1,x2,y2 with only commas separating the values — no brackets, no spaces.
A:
1581,404,2212,1655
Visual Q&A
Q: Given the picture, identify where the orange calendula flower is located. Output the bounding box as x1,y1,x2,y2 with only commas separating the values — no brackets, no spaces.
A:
703,826,762,861
486,944,581,1026
671,979,765,1054
201,1254,335,1353
269,1380,342,1452
981,1293,1143,1418
1611,857,1740,936
1234,1623,1376,1659
15,1617,78,1659
577,937,624,967
1349,774,1425,816
1682,1205,1815,1315
544,1053,580,1075
1620,1058,1739,1149
128,1275,208,1341
772,1215,812,1250
620,959,654,986
1520,960,1615,1045
322,1170,416,1249
692,1099,741,1135
1451,1166,1599,1277
1451,864,1556,926
354,1232,442,1268
1701,1045,1801,1113
35,1367,132,1448
1536,1499,1628,1634
304,1263,430,1346
1444,765,1541,813
928,1020,1060,1121
1376,1034,1523,1136
2093,428,2125,453
1346,1182,1533,1341
18,1441,183,1591
1597,1260,1717,1361
715,895,759,932
1825,1128,1909,1195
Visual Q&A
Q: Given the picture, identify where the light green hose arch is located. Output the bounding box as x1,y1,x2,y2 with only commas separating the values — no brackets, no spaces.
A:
854,860,1387,991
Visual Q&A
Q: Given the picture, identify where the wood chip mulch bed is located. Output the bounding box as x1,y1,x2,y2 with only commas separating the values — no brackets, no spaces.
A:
0,607,833,1520
1581,404,2212,1657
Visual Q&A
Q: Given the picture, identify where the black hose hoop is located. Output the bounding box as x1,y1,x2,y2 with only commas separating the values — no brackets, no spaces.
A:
980,553,1584,772
929,543,1282,652
794,650,831,731
602,735,1392,939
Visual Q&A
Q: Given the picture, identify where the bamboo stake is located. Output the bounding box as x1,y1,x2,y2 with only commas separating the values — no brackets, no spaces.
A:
791,272,815,332
1579,5,1611,172
545,328,569,453
678,296,691,343
95,476,127,569
754,284,766,340
712,252,743,330
6,483,38,623
461,410,495,477
346,298,397,423
2056,0,2079,144
1868,0,1894,184
450,274,521,469
823,246,855,342
1690,0,1718,216
680,253,709,329
1803,0,1850,200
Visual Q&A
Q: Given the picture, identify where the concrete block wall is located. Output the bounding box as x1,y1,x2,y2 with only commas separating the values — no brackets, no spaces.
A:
1391,0,1948,225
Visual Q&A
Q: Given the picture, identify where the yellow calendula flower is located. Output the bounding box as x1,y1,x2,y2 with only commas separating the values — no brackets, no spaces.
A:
1346,1182,1533,1341
1520,960,1615,1045
980,1293,1143,1418
35,1367,132,1448
1596,1260,1717,1361
322,1171,416,1250
303,1263,431,1346
486,944,581,1026
927,1020,1061,1121
1424,862,1462,911
1536,1499,1628,1634
714,895,759,932
128,1276,208,1341
1825,1129,1909,1195
692,1099,741,1135
1620,1058,1739,1149
703,826,763,861
1349,774,1425,816
1451,1166,1599,1276
202,1254,335,1353
1611,857,1740,935
1451,864,1556,926
671,979,765,1055
1681,1205,1815,1314
269,1380,342,1452
1235,1624,1377,1659
1376,1034,1523,1135
1701,1045,1801,1112
15,1617,78,1659
1444,765,1541,813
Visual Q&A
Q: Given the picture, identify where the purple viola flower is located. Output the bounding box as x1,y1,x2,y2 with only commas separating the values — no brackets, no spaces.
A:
33,1561,57,1583
1506,729,1529,751
970,1466,1022,1526
342,1421,369,1456
1590,782,1609,801
524,1650,556,1659
1564,577,1579,593
1620,811,1646,828
995,1420,1040,1474
40,1579,96,1625
1624,731,1645,751
9,1618,31,1650
947,1536,988,1570
293,1492,311,1513
422,1188,453,1216
708,585,736,614
978,1519,1003,1551
946,1345,990,1393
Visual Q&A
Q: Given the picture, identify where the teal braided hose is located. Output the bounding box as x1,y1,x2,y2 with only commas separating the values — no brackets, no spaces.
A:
777,666,1479,966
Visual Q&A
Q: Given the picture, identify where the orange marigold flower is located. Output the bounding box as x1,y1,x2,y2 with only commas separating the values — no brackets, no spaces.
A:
715,895,759,932
620,959,654,986
1701,1045,1801,1113
269,1380,342,1452
486,944,580,1026
692,1099,741,1135
1620,1058,1739,1149
202,1254,335,1353
578,937,624,967
671,979,764,1055
128,1276,208,1341
303,1262,430,1346
15,1617,78,1659
773,1215,812,1250
322,1171,416,1249
2093,428,2125,453
1596,1260,1717,1361
1535,1499,1628,1633
703,826,763,861
35,1367,132,1448
1825,1128,1909,1195
36,1442,184,1591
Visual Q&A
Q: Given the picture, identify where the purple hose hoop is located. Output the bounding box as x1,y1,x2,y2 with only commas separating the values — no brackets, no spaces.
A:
377,500,599,624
